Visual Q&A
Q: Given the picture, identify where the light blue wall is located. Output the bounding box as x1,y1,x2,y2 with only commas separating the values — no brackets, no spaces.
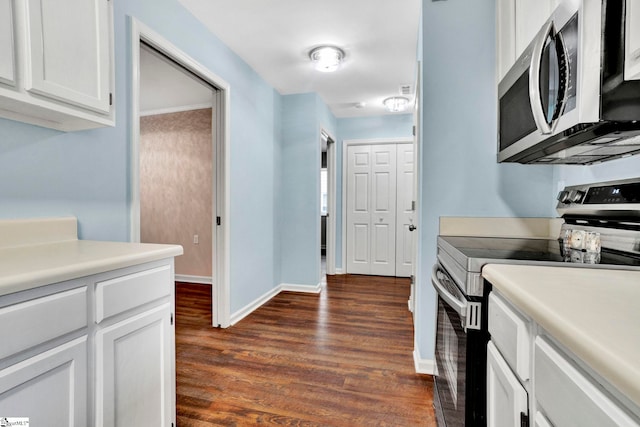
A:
554,156,640,189
417,0,557,359
280,93,337,285
0,0,283,316
335,114,414,270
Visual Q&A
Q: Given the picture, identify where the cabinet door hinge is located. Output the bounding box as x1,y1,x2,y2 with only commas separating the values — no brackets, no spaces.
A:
109,93,113,106
216,216,221,226
170,313,174,325
520,412,529,427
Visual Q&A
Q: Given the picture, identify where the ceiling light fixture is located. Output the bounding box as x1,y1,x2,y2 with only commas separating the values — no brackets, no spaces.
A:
309,46,345,73
383,96,410,112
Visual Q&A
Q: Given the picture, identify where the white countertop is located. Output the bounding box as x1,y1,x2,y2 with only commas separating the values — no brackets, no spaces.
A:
0,239,183,296
0,217,182,296
483,264,640,408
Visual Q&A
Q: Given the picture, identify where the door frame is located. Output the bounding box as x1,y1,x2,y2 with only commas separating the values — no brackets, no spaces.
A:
322,129,337,277
129,18,231,328
341,137,414,275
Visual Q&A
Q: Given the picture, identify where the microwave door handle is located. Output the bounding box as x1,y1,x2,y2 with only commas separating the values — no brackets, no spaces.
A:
529,20,554,135
431,264,467,318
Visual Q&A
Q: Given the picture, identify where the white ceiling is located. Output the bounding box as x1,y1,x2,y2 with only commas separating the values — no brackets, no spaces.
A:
140,46,214,115
177,0,421,118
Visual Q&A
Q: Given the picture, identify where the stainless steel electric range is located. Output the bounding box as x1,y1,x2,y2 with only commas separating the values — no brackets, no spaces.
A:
432,177,640,427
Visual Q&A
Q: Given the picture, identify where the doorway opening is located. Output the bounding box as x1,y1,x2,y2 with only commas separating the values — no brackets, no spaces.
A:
320,129,336,281
129,19,231,327
341,138,415,278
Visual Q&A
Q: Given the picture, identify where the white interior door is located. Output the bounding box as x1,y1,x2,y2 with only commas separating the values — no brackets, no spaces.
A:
370,144,397,276
346,143,398,276
346,145,372,275
395,143,414,278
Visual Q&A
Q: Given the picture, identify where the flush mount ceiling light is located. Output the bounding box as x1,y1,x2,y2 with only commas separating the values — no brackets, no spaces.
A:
309,46,345,73
383,96,410,112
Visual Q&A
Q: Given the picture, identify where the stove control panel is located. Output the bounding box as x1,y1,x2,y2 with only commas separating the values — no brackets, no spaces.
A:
556,177,640,216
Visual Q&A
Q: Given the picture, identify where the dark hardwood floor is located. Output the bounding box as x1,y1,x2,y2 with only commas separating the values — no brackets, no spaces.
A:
175,274,436,426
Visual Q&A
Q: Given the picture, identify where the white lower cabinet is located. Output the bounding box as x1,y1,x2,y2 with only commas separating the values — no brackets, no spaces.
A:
487,341,528,427
488,289,640,427
535,336,639,427
0,336,88,426
96,303,173,427
0,258,176,426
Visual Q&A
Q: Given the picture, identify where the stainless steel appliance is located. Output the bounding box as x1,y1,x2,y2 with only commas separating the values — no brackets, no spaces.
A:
432,178,640,426
498,0,640,165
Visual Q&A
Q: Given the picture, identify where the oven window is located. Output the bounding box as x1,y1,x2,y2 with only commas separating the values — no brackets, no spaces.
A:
434,297,467,426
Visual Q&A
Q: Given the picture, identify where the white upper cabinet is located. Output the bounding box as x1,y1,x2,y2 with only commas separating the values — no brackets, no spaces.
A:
25,0,111,114
514,0,554,58
0,0,16,87
0,0,114,131
497,0,560,81
496,0,516,81
626,0,640,80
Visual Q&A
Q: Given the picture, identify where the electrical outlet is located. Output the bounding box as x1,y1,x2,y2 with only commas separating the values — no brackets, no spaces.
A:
193,234,199,244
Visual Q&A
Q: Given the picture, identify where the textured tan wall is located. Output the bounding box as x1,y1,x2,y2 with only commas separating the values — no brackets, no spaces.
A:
140,108,213,277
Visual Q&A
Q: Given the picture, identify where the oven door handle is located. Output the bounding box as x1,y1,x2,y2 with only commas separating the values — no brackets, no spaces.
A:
431,264,466,318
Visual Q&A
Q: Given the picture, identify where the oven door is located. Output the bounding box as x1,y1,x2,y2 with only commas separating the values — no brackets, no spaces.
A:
432,264,486,427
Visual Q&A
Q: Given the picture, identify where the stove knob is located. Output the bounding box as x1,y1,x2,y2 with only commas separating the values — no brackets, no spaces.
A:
569,190,585,203
557,190,570,203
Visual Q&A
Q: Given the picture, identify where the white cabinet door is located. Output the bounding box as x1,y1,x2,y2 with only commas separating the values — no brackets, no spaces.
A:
496,0,516,81
626,0,640,80
395,143,414,278
534,337,639,427
0,336,88,426
24,0,111,113
0,0,16,87
95,303,173,427
514,0,553,58
487,341,528,427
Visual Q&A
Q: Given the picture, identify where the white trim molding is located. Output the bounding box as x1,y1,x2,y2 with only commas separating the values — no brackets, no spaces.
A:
175,275,212,285
129,17,231,329
140,102,213,117
229,286,281,326
413,347,436,375
280,282,323,294
229,283,323,326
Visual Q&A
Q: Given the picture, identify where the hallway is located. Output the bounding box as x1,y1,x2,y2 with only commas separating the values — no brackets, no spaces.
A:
175,275,436,426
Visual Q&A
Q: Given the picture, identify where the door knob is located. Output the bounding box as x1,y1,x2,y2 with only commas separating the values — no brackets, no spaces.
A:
408,224,417,231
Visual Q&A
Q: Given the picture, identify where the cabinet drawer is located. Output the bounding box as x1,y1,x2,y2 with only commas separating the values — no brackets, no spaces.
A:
488,292,531,381
95,265,171,323
0,336,87,426
0,286,87,360
534,337,639,427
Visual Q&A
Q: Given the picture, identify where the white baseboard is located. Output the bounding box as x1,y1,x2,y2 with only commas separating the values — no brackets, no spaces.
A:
230,286,281,326
280,282,322,294
175,274,212,284
335,268,345,275
413,348,436,375
229,282,323,326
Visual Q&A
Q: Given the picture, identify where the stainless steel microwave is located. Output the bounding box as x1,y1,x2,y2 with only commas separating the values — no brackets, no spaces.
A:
498,0,640,165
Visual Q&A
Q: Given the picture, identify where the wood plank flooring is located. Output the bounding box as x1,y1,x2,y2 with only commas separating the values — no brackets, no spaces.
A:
175,274,436,426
